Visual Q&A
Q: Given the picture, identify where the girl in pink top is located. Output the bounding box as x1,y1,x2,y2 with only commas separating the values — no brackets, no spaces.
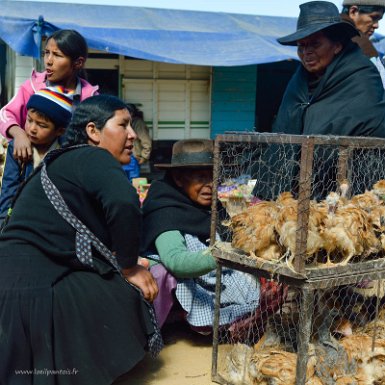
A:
0,29,99,162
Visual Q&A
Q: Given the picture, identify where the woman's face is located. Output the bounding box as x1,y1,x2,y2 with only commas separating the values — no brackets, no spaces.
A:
93,108,137,165
44,38,82,87
173,168,213,207
297,31,342,77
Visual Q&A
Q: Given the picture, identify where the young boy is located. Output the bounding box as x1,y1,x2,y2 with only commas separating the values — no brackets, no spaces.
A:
0,87,73,221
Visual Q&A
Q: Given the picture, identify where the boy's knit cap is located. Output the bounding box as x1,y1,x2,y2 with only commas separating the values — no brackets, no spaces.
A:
343,0,385,6
26,87,74,128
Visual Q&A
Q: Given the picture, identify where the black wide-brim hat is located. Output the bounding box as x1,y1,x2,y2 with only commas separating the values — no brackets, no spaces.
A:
278,1,359,46
155,139,214,169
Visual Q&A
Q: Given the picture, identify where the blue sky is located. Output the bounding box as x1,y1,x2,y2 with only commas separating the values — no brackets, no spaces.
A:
15,0,385,34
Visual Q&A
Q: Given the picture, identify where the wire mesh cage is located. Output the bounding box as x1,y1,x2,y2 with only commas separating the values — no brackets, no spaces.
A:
210,133,385,385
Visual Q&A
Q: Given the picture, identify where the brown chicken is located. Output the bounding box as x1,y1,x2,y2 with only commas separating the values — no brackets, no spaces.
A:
248,346,318,385
274,192,326,269
351,190,385,239
339,335,385,384
372,179,385,201
320,191,380,266
351,182,385,253
230,200,281,261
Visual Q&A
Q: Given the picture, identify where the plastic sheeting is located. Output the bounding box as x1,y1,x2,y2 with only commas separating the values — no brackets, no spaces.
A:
0,1,298,66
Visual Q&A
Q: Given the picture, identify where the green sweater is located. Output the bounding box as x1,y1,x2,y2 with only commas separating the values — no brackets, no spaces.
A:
151,230,217,279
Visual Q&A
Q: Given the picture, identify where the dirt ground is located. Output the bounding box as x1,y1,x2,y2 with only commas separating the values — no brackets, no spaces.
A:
116,322,219,385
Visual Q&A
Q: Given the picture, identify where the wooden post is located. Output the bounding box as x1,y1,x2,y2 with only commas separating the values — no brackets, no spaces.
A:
294,137,315,274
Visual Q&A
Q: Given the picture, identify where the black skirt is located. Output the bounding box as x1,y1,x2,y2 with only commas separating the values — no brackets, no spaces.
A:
0,254,155,385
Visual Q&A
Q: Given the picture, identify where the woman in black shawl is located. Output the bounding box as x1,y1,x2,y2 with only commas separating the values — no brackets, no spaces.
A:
274,1,385,137
256,1,385,201
141,139,261,333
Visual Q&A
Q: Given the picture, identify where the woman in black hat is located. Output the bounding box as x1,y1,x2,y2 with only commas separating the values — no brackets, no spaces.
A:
141,139,261,333
273,0,385,137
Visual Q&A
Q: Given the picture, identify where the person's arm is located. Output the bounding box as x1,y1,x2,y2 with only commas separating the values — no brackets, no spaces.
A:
155,230,216,278
0,84,32,161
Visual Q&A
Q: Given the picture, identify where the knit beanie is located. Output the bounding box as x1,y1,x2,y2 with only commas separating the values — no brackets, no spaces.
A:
26,87,74,128
343,0,385,6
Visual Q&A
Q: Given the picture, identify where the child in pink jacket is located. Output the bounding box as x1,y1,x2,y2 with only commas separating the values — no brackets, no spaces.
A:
0,29,98,162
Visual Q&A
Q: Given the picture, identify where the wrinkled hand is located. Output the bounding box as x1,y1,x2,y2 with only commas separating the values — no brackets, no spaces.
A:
9,126,32,162
122,264,158,302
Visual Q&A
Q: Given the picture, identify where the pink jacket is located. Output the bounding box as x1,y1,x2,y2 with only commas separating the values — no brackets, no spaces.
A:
0,70,99,139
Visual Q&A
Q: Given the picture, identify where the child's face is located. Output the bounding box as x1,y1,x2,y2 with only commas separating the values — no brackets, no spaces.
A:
44,38,81,86
25,110,64,149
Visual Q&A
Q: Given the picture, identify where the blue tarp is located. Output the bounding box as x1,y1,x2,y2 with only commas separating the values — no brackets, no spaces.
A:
0,1,299,66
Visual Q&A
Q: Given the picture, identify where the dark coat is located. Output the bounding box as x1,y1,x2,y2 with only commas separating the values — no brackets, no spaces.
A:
0,140,33,222
273,42,385,138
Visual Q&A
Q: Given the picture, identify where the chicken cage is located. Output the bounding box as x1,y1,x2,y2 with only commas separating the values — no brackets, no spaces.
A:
210,133,385,385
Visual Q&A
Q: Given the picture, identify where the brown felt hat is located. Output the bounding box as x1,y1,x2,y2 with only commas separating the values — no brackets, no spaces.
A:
155,139,213,169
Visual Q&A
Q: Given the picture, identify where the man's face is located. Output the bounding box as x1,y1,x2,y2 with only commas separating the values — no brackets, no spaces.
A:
349,6,384,37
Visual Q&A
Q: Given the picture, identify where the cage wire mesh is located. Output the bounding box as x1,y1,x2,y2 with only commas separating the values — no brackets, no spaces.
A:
210,133,385,385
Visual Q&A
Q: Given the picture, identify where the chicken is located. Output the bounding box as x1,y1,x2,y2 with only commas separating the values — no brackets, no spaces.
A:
339,334,385,361
320,192,380,266
351,190,385,240
248,346,318,385
351,183,385,253
275,191,297,206
230,201,281,261
224,342,256,385
274,192,326,269
339,335,385,385
334,369,371,385
371,179,385,201
323,191,348,214
351,190,380,209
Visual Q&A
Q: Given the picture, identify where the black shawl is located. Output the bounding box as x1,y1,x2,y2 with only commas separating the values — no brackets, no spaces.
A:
273,42,385,138
141,175,212,254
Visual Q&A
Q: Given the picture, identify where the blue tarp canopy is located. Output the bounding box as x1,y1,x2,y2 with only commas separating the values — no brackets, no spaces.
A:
0,1,299,66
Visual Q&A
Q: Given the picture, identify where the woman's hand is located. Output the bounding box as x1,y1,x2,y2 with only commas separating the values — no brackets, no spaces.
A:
122,264,158,303
8,126,32,162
